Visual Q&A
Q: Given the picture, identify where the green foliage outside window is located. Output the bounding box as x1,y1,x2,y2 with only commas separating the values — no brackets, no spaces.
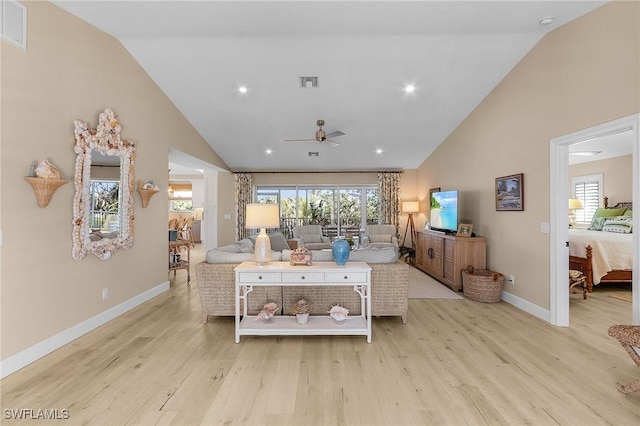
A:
172,200,193,211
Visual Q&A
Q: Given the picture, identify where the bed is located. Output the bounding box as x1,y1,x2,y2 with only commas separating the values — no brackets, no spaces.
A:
568,198,633,292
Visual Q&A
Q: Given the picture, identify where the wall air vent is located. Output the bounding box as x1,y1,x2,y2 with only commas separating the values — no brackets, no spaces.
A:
308,152,319,157
1,0,27,51
300,77,318,88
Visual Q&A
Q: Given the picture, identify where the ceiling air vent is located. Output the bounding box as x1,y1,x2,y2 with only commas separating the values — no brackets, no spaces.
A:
1,0,27,51
300,77,318,88
308,152,319,157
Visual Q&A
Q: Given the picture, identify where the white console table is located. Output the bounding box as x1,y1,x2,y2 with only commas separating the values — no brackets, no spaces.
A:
234,261,372,343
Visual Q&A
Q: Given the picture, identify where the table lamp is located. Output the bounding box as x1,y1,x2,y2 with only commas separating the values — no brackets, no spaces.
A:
245,203,280,265
568,198,584,228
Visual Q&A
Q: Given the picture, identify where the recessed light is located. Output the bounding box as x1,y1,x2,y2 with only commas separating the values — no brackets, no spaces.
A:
265,149,272,155
404,85,416,94
238,86,248,94
539,16,555,25
376,148,383,154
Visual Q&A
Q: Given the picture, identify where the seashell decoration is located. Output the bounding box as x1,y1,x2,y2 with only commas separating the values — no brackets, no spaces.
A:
35,160,62,179
255,302,278,323
328,304,350,324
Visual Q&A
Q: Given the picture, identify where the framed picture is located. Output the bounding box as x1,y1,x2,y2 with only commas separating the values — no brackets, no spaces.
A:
457,223,473,237
495,173,524,211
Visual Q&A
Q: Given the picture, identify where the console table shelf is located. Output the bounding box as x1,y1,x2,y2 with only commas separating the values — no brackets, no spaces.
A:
238,315,368,336
234,261,372,343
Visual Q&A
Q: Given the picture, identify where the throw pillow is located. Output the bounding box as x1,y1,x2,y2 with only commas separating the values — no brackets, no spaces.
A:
602,216,633,234
623,209,633,217
589,207,627,230
269,232,290,252
301,234,322,244
588,217,608,231
217,243,242,253
369,234,392,243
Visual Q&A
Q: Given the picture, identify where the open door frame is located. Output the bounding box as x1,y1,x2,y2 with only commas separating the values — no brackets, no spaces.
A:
550,114,640,326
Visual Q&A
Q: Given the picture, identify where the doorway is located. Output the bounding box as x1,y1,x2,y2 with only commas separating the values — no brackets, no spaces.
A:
550,114,640,326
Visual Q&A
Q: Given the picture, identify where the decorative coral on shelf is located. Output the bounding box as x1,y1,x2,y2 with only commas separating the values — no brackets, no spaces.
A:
291,299,310,315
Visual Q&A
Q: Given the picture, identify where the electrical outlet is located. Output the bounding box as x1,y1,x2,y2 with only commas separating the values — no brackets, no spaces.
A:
508,275,515,285
102,288,109,300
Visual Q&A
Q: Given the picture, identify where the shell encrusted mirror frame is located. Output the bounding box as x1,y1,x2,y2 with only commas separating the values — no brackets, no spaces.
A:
72,108,135,260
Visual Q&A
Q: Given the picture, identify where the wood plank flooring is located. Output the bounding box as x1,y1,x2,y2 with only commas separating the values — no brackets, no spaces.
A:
2,246,640,425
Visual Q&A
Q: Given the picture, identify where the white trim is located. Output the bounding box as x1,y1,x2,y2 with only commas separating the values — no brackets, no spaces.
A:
550,114,640,327
0,281,170,379
501,291,550,323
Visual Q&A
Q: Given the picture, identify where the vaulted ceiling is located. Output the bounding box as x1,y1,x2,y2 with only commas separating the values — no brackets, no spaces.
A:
52,1,608,172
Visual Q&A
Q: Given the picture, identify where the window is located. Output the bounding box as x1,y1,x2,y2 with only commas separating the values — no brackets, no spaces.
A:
572,173,603,224
169,182,193,211
256,185,379,238
89,179,120,230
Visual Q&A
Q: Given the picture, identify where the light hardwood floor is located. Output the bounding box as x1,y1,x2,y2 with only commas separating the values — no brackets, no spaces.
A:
2,246,640,425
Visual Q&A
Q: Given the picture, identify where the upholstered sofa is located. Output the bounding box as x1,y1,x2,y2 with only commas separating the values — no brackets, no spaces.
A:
195,243,408,325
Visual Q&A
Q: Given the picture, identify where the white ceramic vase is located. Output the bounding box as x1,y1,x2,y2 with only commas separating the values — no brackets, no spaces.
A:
296,313,309,325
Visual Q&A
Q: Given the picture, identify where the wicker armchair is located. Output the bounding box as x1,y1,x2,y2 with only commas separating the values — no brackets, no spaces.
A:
608,325,640,394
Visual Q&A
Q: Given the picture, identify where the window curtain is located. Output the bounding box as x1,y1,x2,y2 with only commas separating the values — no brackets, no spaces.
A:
234,172,253,241
377,171,401,236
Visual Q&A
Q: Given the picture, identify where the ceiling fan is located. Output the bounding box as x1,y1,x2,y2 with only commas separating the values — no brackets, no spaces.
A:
284,119,345,147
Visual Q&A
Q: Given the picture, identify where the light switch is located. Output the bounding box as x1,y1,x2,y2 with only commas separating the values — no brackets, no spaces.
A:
540,222,550,234
224,213,231,220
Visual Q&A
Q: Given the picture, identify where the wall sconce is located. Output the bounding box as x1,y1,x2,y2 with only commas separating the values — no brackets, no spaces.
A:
245,203,280,265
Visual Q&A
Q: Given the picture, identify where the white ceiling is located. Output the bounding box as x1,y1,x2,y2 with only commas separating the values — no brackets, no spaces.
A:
52,0,611,172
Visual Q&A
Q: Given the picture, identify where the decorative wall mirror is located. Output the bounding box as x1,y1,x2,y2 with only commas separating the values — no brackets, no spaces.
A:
72,108,135,260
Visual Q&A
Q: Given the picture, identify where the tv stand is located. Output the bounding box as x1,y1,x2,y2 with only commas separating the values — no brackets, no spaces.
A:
415,230,486,291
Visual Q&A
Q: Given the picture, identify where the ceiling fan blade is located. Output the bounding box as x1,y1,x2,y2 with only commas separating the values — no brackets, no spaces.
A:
283,138,316,142
324,139,340,147
325,130,345,139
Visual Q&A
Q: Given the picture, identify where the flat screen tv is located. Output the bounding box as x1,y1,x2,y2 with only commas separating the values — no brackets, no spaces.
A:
430,190,458,233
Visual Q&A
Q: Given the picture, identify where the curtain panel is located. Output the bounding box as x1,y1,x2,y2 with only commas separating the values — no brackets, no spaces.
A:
377,172,401,237
234,173,253,241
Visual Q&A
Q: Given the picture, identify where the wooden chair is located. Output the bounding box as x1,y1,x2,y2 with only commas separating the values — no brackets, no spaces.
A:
182,216,195,247
608,325,640,394
168,218,178,230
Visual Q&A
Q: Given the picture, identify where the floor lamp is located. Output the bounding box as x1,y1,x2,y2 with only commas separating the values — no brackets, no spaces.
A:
401,201,419,250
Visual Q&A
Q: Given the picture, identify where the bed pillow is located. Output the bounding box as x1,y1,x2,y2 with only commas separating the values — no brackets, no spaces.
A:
588,207,627,230
602,216,633,234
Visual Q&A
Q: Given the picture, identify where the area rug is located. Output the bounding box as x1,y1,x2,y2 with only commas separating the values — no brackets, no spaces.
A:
408,266,463,299
608,293,633,303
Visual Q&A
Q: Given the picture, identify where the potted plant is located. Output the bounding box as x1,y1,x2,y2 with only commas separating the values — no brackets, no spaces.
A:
291,299,310,325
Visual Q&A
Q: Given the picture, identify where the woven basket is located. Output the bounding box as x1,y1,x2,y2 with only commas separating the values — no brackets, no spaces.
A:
462,266,504,303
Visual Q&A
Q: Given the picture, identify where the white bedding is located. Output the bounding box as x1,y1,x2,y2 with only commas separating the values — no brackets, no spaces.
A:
568,229,633,284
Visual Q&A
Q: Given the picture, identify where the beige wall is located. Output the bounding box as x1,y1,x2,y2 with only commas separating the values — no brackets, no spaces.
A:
1,2,228,361
570,155,633,205
416,1,639,308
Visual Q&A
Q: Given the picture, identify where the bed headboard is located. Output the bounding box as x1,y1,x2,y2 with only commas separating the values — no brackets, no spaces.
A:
603,196,632,210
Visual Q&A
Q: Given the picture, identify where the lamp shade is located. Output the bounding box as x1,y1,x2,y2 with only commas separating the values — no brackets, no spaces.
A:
402,201,420,213
568,198,584,210
245,203,280,229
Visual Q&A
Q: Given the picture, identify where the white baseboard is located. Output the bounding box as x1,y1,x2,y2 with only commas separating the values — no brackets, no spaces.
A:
0,281,170,379
501,290,550,323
